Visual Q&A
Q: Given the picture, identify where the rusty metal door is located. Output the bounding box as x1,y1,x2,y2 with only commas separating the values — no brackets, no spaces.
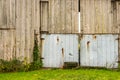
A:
41,34,79,68
80,35,118,68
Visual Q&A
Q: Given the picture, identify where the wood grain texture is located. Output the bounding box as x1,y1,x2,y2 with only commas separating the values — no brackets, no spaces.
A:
81,0,119,34
60,0,65,33
65,0,72,33
54,0,60,33
0,0,120,63
0,0,41,62
40,2,48,31
49,0,55,33
43,0,79,33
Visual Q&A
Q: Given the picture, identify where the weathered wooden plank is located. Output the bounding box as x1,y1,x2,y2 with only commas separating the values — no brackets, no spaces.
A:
25,0,32,62
9,0,16,28
6,0,10,28
112,1,116,33
0,0,3,27
80,0,84,33
60,0,65,33
108,0,112,33
15,0,21,59
0,31,4,59
72,0,79,33
101,0,106,33
90,0,95,33
81,0,86,33
31,0,36,61
41,2,48,31
1,0,7,28
54,0,60,33
117,1,120,33
20,0,26,60
85,0,90,33
49,0,55,33
66,0,72,33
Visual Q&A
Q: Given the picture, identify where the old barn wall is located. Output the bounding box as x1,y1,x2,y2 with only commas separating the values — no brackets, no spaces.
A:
80,0,120,67
80,0,120,34
0,0,40,62
0,0,120,68
40,0,79,33
40,0,120,34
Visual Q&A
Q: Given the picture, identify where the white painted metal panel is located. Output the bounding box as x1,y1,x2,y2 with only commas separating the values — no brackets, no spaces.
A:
41,34,78,68
80,35,118,68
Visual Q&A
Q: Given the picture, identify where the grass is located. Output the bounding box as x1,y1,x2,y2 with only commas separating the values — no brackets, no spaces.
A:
0,69,120,80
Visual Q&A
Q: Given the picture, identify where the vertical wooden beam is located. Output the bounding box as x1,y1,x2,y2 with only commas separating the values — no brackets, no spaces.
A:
54,0,60,33
41,2,48,32
66,0,72,33
72,0,79,33
49,0,55,33
15,0,21,59
60,0,66,33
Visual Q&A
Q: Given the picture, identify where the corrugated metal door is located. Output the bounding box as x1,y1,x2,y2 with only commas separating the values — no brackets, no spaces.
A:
41,34,78,68
80,35,118,68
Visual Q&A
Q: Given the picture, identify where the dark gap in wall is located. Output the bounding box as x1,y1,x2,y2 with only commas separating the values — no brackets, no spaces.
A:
78,0,80,12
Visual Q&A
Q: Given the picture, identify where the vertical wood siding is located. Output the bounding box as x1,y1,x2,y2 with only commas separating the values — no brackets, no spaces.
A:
80,35,118,68
40,1,48,32
0,0,40,62
41,0,79,33
0,0,16,60
80,0,120,33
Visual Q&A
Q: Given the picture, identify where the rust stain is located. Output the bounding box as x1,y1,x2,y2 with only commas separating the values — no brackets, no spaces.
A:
57,36,59,42
87,41,90,51
62,48,64,69
93,35,97,40
62,48,64,57
116,38,119,40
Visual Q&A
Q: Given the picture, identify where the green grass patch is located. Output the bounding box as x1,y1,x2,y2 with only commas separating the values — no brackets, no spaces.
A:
0,69,120,80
